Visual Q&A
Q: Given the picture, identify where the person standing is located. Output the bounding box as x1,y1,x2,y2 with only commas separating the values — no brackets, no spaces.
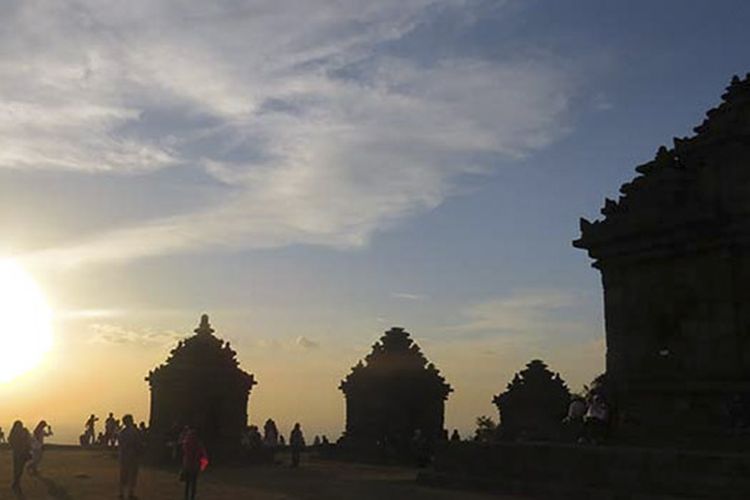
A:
180,428,208,500
263,418,279,447
289,423,305,468
9,420,31,494
84,414,98,446
105,412,117,447
117,414,142,500
28,420,53,475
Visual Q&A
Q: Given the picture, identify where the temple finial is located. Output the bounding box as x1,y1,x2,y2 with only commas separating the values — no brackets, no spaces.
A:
195,313,215,336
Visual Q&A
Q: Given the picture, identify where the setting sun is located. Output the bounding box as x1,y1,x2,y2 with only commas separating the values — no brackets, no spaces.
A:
0,259,53,382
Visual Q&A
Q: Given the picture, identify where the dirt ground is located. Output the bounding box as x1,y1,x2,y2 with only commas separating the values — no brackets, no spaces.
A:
0,448,517,500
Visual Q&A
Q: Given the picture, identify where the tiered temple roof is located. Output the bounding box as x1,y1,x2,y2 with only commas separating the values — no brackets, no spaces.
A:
575,73,750,263
340,327,452,399
146,314,255,389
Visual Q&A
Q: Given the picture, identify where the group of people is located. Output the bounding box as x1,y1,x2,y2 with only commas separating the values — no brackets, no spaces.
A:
239,419,308,467
81,413,149,448
6,414,312,498
118,416,208,500
7,419,53,495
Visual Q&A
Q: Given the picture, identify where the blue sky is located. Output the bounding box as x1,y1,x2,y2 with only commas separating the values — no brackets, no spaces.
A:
1,0,748,441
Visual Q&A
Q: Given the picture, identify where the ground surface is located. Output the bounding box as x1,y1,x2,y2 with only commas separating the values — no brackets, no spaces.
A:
0,448,515,500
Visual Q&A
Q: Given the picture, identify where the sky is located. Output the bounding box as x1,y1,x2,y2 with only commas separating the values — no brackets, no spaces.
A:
0,0,748,443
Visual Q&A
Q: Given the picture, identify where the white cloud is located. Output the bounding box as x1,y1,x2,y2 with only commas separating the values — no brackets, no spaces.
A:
4,0,577,267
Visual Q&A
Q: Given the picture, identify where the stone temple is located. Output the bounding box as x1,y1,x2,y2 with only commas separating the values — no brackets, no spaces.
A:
340,327,452,453
493,359,570,440
146,314,256,460
574,74,750,438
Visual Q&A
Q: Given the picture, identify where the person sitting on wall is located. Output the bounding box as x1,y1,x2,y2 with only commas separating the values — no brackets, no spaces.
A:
583,394,609,444
563,395,587,443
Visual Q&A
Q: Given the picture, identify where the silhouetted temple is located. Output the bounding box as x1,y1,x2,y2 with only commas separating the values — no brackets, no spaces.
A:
146,314,256,459
340,327,452,452
574,74,750,437
493,359,570,440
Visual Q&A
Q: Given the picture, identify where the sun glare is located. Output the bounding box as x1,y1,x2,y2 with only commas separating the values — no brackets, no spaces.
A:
0,259,53,382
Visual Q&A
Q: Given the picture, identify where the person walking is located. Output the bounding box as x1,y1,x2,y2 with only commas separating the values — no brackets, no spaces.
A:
180,428,208,500
9,420,31,494
289,423,305,468
27,420,53,475
117,414,142,500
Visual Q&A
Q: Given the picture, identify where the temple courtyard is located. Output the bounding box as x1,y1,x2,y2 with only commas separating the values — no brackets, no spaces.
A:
0,447,509,500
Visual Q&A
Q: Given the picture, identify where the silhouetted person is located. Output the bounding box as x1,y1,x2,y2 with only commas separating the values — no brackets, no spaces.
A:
180,428,208,500
279,434,285,446
249,425,262,450
0,426,6,444
84,414,98,446
313,435,321,447
166,422,182,462
289,423,305,467
27,420,52,475
9,420,31,494
105,412,117,447
321,435,329,445
138,422,148,438
450,429,461,442
263,418,279,447
117,414,142,500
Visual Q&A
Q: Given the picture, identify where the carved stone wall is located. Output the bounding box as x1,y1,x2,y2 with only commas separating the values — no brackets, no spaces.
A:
575,74,750,437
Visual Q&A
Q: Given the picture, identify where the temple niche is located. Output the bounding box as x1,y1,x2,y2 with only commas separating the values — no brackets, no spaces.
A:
574,74,750,438
493,359,570,440
340,327,452,454
146,314,256,460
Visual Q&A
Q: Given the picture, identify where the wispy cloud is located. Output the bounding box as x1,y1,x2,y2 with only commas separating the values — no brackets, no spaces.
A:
56,309,125,320
447,289,590,338
5,1,578,268
252,336,321,351
296,336,320,349
391,292,429,301
88,323,183,345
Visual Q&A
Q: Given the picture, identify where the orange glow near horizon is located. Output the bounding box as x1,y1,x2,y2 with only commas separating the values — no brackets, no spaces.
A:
0,258,53,382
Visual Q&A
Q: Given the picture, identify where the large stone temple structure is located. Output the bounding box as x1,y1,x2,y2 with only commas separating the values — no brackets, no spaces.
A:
340,327,452,453
574,74,750,438
146,314,256,460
